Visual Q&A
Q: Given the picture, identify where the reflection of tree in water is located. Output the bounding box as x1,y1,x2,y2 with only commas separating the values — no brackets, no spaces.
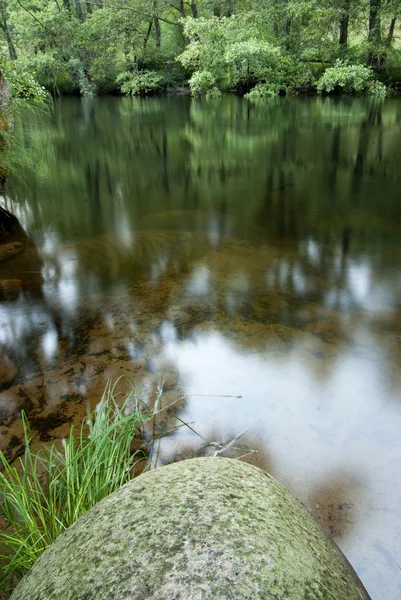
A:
1,96,401,600
7,96,401,249
1,203,401,459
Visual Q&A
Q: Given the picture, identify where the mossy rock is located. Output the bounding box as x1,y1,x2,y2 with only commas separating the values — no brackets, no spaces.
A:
11,457,371,600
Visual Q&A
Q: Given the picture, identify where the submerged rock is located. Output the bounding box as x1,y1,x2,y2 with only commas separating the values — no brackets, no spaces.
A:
11,457,370,600
0,278,22,300
0,352,18,390
0,241,24,263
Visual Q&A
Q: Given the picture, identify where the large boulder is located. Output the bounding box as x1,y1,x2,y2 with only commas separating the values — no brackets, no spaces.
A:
11,457,370,600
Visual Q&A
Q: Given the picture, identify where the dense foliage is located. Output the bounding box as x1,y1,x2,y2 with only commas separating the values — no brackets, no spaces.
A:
316,59,388,97
0,1,400,98
1,58,49,104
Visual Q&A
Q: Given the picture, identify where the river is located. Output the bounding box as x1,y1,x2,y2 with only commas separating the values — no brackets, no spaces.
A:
1,95,401,599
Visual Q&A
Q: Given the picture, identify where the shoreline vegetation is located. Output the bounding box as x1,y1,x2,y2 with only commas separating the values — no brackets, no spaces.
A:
0,71,11,184
0,1,400,103
0,377,253,597
1,1,401,179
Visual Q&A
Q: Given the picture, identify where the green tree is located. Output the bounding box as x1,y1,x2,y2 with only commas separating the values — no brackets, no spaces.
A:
0,0,17,59
0,0,399,97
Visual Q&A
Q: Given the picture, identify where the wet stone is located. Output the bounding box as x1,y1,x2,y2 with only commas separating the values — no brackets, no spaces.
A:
0,278,22,300
0,241,25,263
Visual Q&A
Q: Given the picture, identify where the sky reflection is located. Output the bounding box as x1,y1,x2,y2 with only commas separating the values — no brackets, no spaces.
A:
2,96,401,599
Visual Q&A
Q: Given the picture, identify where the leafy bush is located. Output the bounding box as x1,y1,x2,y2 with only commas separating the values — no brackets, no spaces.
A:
368,79,388,98
317,60,387,98
1,62,49,105
117,70,166,96
178,16,237,78
224,39,281,88
67,58,97,96
245,82,279,99
13,52,78,95
188,70,216,96
178,16,312,98
206,87,222,99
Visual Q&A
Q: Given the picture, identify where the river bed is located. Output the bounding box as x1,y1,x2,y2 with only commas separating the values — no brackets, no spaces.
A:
1,96,401,599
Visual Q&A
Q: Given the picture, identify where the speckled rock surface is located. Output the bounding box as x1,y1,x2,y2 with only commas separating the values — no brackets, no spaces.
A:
11,457,370,600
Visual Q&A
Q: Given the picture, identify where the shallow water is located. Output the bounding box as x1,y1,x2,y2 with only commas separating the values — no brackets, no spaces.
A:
1,96,401,598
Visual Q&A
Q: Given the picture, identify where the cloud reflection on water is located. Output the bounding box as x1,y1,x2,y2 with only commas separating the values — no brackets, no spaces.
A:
2,96,401,598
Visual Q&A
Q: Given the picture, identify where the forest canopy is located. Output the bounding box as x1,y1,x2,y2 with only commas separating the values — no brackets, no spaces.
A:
0,0,400,98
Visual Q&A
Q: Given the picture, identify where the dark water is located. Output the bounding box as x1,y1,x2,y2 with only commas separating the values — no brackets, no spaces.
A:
1,96,401,599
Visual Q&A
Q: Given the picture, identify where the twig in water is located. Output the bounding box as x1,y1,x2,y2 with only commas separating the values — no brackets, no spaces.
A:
211,425,252,457
186,394,243,398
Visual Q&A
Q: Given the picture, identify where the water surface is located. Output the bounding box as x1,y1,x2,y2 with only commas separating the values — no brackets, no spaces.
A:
1,96,401,599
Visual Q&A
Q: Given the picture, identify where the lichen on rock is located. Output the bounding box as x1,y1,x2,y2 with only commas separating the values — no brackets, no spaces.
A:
10,457,371,600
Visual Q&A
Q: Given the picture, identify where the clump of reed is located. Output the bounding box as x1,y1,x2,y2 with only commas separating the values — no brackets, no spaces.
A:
0,379,155,593
0,378,252,596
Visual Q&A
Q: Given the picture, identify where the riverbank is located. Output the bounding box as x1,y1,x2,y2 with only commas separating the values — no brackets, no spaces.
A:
39,62,401,99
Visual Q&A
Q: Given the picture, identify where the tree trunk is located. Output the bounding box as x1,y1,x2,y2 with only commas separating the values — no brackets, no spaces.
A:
272,0,291,43
191,1,198,18
368,0,382,66
3,25,17,60
283,0,291,49
273,0,279,38
153,0,161,47
368,0,381,41
283,17,291,36
75,0,85,21
0,0,17,60
178,1,186,19
177,1,190,44
0,70,10,110
387,17,396,45
339,0,351,47
143,20,153,49
154,17,161,47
